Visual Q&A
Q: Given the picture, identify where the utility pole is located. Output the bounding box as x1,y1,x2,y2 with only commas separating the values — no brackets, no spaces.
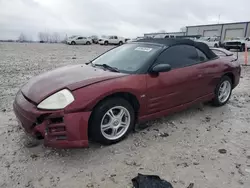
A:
218,14,221,24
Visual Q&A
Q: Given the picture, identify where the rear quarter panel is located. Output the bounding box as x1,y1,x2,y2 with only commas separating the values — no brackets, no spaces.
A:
209,57,241,88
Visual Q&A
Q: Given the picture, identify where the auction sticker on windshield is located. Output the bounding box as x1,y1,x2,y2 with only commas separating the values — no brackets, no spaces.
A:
135,47,152,52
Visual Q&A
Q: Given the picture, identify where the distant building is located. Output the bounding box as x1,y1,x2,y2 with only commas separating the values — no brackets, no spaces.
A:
144,32,186,38
144,21,250,41
186,21,250,41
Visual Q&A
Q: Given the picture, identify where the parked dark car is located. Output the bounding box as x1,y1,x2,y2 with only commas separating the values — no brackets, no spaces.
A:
13,39,241,148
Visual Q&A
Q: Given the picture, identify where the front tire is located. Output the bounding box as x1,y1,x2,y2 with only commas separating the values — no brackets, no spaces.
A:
89,98,135,145
212,76,232,106
104,41,108,45
71,41,76,45
118,41,123,45
214,43,218,48
86,41,91,45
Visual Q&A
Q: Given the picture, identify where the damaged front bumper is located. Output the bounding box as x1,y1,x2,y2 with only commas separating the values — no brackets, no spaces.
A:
13,91,90,148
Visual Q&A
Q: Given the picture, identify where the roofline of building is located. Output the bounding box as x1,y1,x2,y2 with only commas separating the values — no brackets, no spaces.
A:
187,21,250,28
144,32,185,35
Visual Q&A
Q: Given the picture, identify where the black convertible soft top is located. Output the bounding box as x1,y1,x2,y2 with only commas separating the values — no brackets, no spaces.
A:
136,38,218,59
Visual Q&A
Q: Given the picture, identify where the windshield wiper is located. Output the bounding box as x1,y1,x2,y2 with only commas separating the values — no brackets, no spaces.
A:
94,64,120,72
85,60,93,65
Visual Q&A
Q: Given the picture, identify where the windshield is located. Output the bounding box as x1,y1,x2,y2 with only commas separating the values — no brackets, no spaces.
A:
92,43,161,73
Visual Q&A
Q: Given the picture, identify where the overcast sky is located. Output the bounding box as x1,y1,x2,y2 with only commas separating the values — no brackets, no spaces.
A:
0,0,249,40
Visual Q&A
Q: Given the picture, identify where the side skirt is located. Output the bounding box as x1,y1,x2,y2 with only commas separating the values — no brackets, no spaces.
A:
138,93,214,123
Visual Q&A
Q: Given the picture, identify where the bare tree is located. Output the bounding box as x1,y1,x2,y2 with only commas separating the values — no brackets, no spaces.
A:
38,32,60,43
38,32,45,42
18,33,27,42
38,32,50,43
61,34,68,44
180,27,187,32
51,32,60,43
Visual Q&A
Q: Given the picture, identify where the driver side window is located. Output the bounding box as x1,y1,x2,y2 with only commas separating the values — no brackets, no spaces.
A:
196,49,208,62
156,44,199,69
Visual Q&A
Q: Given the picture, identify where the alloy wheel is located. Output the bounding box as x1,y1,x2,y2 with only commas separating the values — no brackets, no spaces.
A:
100,106,131,140
218,80,231,103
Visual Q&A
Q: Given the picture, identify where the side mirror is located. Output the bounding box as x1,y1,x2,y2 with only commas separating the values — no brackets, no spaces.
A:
151,64,171,73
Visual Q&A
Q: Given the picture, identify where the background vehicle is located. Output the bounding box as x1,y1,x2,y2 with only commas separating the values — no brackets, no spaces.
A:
98,35,126,45
126,37,144,43
223,37,250,51
90,35,99,44
195,36,220,48
67,36,92,45
14,39,241,148
154,34,176,38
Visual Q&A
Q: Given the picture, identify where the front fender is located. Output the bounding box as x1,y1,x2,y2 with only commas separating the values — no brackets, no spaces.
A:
65,75,147,113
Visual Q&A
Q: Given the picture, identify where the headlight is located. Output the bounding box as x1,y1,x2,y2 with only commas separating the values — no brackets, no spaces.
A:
37,89,74,110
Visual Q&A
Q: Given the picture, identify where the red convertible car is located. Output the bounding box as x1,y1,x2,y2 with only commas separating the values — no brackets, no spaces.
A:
13,39,241,148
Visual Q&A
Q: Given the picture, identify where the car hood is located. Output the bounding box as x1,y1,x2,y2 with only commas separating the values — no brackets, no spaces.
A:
21,64,127,104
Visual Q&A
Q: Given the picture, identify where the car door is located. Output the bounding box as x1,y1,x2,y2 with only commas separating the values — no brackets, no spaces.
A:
81,37,87,44
113,36,119,44
75,37,83,44
146,44,206,115
109,36,114,44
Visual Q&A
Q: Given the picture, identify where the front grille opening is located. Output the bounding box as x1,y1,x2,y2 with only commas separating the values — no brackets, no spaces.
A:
49,126,66,133
35,132,44,140
50,117,63,124
36,114,50,124
56,135,67,140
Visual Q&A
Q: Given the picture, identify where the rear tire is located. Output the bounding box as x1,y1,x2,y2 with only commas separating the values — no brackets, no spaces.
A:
214,43,218,48
212,76,232,106
89,98,135,145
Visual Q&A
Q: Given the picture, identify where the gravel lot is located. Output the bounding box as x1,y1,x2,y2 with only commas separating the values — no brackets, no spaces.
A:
0,43,250,188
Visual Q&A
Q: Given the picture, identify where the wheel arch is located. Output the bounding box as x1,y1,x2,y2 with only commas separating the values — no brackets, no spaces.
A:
90,92,140,116
223,72,235,87
88,91,140,138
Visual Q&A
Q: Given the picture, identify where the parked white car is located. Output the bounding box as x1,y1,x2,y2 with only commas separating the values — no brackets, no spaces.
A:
196,37,220,48
223,37,250,51
98,36,125,45
126,37,144,43
67,36,92,45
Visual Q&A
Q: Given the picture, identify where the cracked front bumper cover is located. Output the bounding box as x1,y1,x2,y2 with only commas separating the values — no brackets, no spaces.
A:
13,91,90,148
